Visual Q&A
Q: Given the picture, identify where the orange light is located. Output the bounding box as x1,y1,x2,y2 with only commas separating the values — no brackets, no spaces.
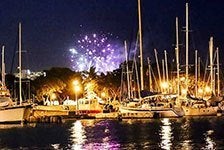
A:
73,80,79,86
205,86,211,93
160,82,169,89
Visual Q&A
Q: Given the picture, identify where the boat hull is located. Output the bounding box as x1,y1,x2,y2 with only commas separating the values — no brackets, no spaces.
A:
152,108,184,118
0,105,31,123
119,107,153,118
182,106,219,116
119,106,183,118
32,105,70,117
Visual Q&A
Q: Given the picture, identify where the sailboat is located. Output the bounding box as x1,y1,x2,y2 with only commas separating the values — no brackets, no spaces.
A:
180,4,220,116
119,0,184,118
0,46,13,107
181,37,220,116
0,85,12,107
0,23,32,123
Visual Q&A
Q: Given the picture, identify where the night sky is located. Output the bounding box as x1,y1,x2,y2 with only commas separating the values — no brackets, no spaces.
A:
0,0,224,73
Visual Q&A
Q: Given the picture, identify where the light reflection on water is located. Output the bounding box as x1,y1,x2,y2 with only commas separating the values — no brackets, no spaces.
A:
69,120,120,150
70,120,87,149
203,130,215,149
0,117,224,149
160,118,172,150
180,118,193,150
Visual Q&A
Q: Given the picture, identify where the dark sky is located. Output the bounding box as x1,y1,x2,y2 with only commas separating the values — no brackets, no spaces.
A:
0,0,224,72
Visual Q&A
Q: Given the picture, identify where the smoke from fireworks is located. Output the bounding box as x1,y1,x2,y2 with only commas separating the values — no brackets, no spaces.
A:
69,33,124,74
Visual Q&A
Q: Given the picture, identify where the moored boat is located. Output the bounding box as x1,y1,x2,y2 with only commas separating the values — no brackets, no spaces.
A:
119,94,184,118
0,104,31,123
181,94,221,116
182,105,219,116
76,98,103,114
0,38,32,124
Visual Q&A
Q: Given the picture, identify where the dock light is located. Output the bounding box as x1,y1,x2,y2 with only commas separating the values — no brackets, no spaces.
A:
180,77,185,81
198,88,203,94
73,79,81,112
181,89,187,95
74,86,81,93
73,80,81,94
73,80,79,86
205,86,211,93
101,92,106,98
50,93,56,100
160,82,169,89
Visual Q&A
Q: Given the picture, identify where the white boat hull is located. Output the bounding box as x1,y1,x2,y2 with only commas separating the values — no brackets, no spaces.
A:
119,107,153,118
182,106,219,116
32,105,70,117
152,107,184,118
119,106,183,118
0,105,31,123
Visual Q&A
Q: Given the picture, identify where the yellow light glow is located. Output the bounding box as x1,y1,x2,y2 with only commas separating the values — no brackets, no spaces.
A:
160,118,172,150
74,86,81,93
73,79,81,93
86,82,93,88
160,82,169,89
73,80,79,86
181,89,187,95
101,92,106,98
205,86,211,93
71,120,86,149
50,93,56,100
180,77,185,81
198,88,203,94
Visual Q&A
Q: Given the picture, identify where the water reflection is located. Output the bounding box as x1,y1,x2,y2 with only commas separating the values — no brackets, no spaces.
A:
160,118,172,150
181,140,192,150
51,143,60,149
0,118,222,149
181,118,193,149
70,120,87,149
69,120,120,149
203,130,216,149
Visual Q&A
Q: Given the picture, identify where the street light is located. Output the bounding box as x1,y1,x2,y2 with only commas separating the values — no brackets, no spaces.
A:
160,81,169,93
101,92,106,98
73,80,81,113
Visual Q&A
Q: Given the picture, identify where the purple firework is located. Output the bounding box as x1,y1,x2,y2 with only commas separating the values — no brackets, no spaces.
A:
69,33,124,74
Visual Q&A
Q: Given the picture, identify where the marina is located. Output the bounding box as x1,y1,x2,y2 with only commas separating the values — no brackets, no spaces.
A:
0,0,224,149
0,1,223,122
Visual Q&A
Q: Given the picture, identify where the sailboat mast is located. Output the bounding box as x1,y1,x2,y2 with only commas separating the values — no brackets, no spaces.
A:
185,3,189,91
216,47,220,96
175,17,180,98
162,59,165,82
147,57,152,91
164,50,169,87
195,50,198,97
1,46,5,87
19,22,23,105
198,57,200,82
209,37,214,95
162,59,165,93
138,0,144,91
134,57,141,99
124,41,130,99
154,49,161,91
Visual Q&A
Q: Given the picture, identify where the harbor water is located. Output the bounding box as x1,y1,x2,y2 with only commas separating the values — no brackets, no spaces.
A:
0,116,224,149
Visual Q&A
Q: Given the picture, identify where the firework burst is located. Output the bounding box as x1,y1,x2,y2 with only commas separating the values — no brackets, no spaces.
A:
69,33,124,74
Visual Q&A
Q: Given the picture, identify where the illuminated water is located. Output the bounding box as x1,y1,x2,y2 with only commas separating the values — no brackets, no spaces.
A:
0,117,224,149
